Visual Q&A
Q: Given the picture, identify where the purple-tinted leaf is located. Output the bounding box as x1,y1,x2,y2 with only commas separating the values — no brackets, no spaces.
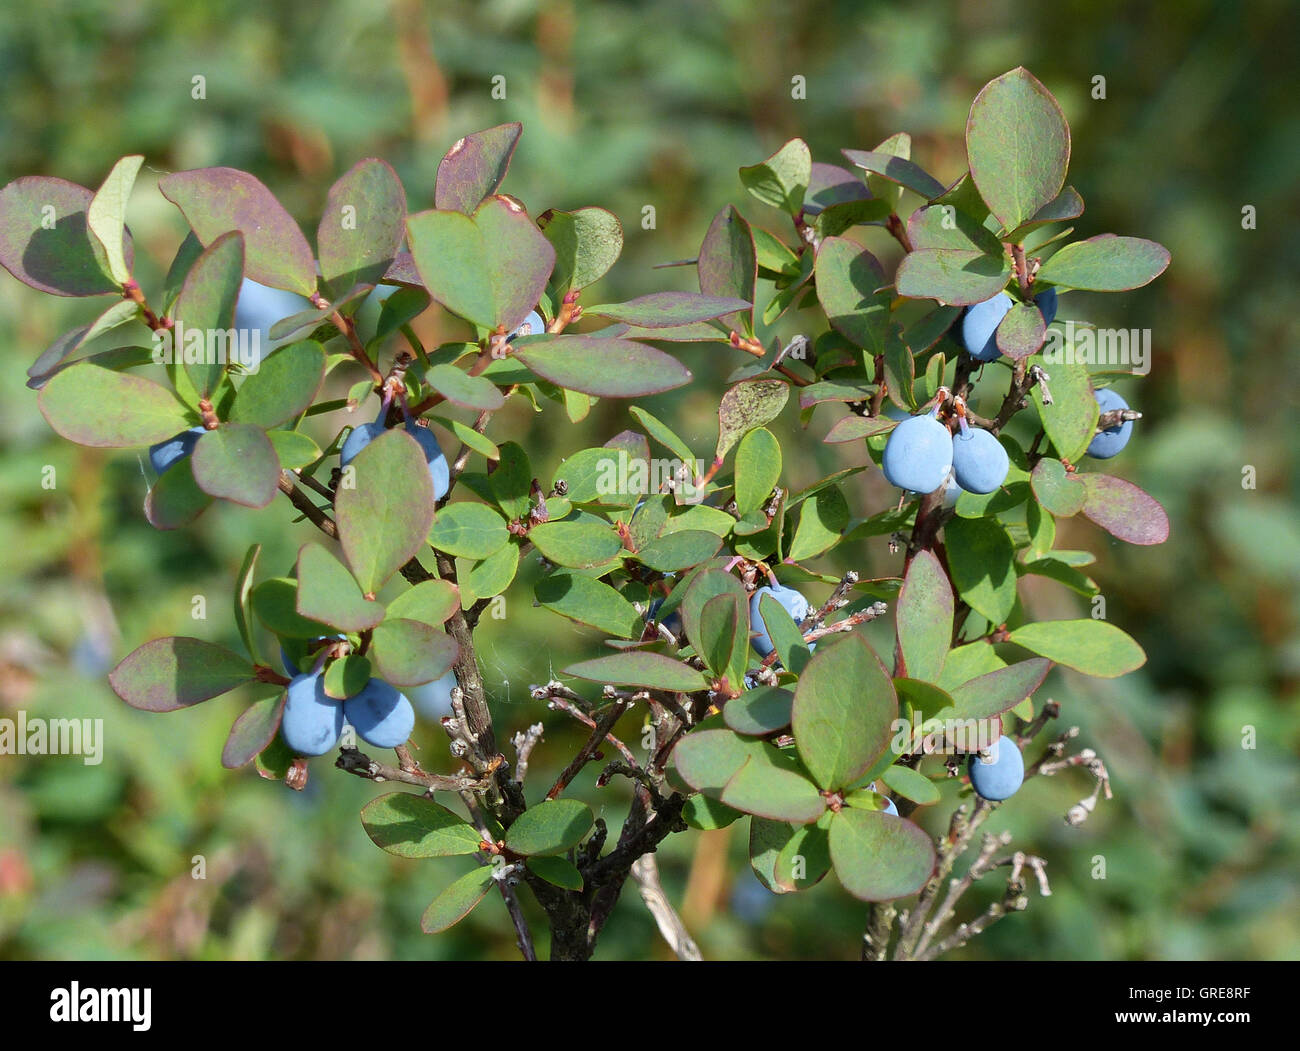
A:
295,543,386,632
895,550,952,682
191,423,279,508
512,335,691,397
229,340,326,428
716,378,789,461
0,176,128,296
26,299,141,387
109,637,256,712
564,651,710,693
948,658,1051,720
697,205,756,336
841,150,946,200
995,300,1047,360
145,458,214,530
895,248,1011,307
584,292,752,328
221,690,286,768
335,429,435,594
158,168,316,296
1036,234,1171,292
805,162,872,213
967,68,1070,232
173,230,244,397
406,196,555,331
434,122,522,214
1005,186,1084,241
823,414,897,444
318,158,407,298
1080,473,1170,545
39,363,194,447
382,251,423,287
371,618,458,686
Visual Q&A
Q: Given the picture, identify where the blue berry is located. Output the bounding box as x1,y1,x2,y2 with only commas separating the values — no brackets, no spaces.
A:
149,426,206,475
340,421,384,467
509,309,545,340
882,797,899,816
967,734,1024,801
882,415,954,494
952,427,1010,494
344,678,415,749
405,422,450,500
1086,388,1133,459
959,291,1014,362
1035,286,1058,326
749,584,811,658
281,672,344,756
409,670,458,721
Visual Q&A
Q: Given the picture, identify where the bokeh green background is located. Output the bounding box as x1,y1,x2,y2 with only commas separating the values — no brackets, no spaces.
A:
1,0,1296,961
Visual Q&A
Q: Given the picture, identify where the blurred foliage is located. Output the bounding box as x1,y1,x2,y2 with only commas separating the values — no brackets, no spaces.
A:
0,0,1296,961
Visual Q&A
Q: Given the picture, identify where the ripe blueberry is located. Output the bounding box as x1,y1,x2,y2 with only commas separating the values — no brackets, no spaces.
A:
509,309,546,340
149,426,206,475
882,414,954,494
405,421,450,501
281,671,344,756
344,678,416,749
951,427,1010,494
749,584,811,658
340,421,384,467
959,291,1014,362
967,734,1024,801
1035,286,1058,326
1086,388,1133,459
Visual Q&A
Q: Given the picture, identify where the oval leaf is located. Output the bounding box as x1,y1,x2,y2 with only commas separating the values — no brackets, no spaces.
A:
829,808,937,902
512,335,692,398
191,423,279,508
1007,619,1146,678
1080,473,1171,545
39,364,193,448
361,793,484,858
110,637,255,712
504,799,593,856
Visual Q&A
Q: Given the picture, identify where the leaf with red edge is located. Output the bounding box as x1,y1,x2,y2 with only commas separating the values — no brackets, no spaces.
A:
434,123,522,214
110,637,256,712
511,335,691,397
0,176,129,296
222,690,286,769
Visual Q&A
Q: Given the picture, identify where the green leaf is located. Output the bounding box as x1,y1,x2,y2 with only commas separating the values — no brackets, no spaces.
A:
462,542,520,604
823,415,897,444
674,729,753,795
266,429,321,470
793,634,897,790
323,655,371,700
529,518,622,569
814,237,891,353
504,799,594,856
295,543,385,632
406,196,555,331
696,593,744,680
896,248,1011,307
698,205,757,337
86,155,143,284
566,651,710,693
535,572,644,638
945,515,1018,625
682,795,743,830
716,378,789,462
829,807,937,901
0,175,126,296
1080,473,1171,546
427,364,505,411
421,866,495,934
757,593,813,675
1031,458,1086,516
734,427,781,515
788,484,849,561
540,205,623,294
230,341,326,428
1004,186,1085,242
487,441,532,520
141,456,210,527
585,292,751,328
739,139,811,213
995,300,1048,360
158,167,316,295
628,406,697,467
233,543,261,663
172,231,245,398
433,415,499,462
841,149,946,199
880,765,941,805
724,686,794,736
526,855,584,890
361,793,483,857
251,578,334,638
1007,619,1146,677
336,429,436,593
512,335,692,397
947,659,1052,720
109,637,256,712
39,364,193,447
895,549,952,682
428,502,509,559
434,122,522,214
220,689,286,769
371,618,458,687
907,202,1003,254
1035,235,1171,292
1032,356,1098,463
191,423,279,508
318,157,406,297
634,530,723,573
966,68,1070,233
721,749,827,824
386,579,460,626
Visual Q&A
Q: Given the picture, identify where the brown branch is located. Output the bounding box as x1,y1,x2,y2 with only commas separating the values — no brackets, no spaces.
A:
631,855,702,961
277,471,337,538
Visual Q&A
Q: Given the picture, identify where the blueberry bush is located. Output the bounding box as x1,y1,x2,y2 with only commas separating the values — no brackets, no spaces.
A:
1,68,1171,960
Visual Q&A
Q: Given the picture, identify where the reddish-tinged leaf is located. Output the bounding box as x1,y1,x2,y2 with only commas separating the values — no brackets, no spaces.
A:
1080,473,1170,545
110,637,255,712
221,691,286,769
0,176,128,296
434,123,522,214
512,335,691,397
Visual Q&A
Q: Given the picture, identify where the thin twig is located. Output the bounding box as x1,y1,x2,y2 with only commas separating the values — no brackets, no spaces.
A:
631,855,702,961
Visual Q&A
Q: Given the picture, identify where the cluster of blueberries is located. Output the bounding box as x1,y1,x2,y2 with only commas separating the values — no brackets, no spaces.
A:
278,640,415,756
